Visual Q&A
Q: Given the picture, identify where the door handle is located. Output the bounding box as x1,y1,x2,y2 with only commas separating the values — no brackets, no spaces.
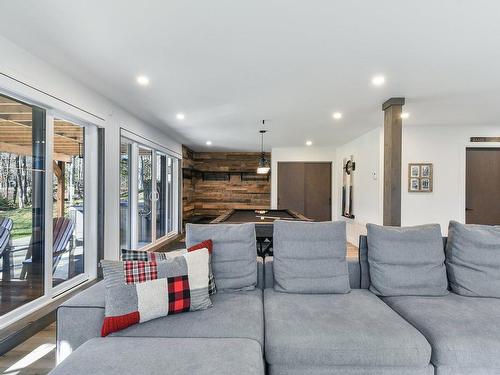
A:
465,208,474,211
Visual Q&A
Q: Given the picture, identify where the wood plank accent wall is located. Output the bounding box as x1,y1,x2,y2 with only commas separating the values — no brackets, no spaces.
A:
182,146,196,222
182,146,271,222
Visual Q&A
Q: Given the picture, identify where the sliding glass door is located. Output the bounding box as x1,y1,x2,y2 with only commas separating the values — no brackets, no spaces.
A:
0,92,98,326
52,118,86,287
137,146,153,248
120,133,179,250
0,94,46,316
156,152,168,239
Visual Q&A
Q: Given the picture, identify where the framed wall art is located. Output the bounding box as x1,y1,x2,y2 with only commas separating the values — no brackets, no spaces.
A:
408,163,433,192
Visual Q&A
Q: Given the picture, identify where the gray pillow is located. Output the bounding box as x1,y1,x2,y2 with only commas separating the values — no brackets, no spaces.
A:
273,221,350,294
446,220,500,298
366,223,448,296
186,223,257,291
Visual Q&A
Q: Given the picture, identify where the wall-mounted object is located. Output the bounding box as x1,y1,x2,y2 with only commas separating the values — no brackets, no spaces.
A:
342,156,355,218
408,163,433,192
470,136,500,143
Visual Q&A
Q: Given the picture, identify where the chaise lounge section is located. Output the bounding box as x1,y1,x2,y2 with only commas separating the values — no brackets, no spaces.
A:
55,223,265,374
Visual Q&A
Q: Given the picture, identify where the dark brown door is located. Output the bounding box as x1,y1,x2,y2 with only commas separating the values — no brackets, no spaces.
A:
305,163,332,221
466,148,500,225
277,162,305,214
278,162,332,221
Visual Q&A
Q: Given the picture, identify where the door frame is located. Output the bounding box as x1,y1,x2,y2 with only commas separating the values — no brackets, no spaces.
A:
459,142,500,224
276,161,333,220
120,129,180,250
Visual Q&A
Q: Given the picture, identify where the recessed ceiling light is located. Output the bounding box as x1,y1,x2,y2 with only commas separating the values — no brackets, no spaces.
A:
332,112,343,120
371,75,385,86
176,113,185,120
206,140,212,146
401,112,410,119
306,140,313,146
136,75,150,86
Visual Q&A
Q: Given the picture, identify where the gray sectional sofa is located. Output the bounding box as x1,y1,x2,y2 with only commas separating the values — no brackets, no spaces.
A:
52,221,500,375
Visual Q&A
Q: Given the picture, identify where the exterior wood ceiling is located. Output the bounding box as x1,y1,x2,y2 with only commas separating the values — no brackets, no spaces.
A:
0,95,83,159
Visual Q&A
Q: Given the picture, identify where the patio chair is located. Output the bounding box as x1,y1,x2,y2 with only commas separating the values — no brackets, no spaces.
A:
0,217,14,281
0,217,14,232
20,217,75,279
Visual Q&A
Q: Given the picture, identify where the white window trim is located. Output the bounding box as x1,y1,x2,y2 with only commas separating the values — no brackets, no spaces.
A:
120,129,181,250
0,85,100,328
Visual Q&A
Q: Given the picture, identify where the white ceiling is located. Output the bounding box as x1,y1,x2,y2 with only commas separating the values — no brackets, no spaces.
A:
1,0,500,151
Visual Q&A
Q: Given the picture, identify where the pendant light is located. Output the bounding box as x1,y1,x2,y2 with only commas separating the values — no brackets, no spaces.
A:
257,124,270,174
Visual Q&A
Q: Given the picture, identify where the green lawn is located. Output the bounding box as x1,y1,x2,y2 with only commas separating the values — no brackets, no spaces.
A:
0,207,32,240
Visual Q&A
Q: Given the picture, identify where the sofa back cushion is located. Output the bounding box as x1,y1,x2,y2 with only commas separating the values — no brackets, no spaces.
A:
446,220,500,298
186,223,257,291
273,221,350,294
366,223,448,296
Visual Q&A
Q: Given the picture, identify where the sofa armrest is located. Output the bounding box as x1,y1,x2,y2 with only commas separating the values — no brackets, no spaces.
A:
57,281,105,363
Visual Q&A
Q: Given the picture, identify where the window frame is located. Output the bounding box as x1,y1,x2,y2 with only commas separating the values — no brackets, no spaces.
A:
0,90,99,329
120,129,180,251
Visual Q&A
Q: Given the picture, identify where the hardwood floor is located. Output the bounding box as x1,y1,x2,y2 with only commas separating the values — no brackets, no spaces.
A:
0,323,55,375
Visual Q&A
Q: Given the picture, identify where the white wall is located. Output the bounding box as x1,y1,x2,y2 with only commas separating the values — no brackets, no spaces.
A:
270,146,337,217
401,125,500,234
0,35,182,260
334,127,384,244
332,123,500,240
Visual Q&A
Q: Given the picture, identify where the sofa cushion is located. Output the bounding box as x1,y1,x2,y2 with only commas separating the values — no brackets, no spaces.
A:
366,224,448,296
186,223,257,291
111,288,264,346
122,239,216,295
49,337,264,375
446,220,500,297
273,221,350,293
100,248,212,336
264,256,361,289
384,292,500,368
264,289,431,367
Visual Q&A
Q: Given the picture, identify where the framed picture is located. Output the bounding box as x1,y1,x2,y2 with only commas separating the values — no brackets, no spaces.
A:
408,163,433,192
421,165,431,178
410,178,420,191
410,165,420,178
421,178,431,191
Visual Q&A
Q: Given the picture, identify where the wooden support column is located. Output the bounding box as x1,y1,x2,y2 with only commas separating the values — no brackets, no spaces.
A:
382,97,405,226
53,161,66,217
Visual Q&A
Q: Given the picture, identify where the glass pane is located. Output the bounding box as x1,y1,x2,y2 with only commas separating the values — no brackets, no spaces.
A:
137,147,152,247
156,153,167,239
167,157,174,233
0,94,45,316
52,118,85,286
120,141,130,249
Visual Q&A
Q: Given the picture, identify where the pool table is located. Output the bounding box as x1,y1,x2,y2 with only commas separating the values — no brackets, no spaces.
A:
211,209,312,255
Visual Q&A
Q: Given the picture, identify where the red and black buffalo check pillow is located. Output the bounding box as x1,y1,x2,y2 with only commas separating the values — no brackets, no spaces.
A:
101,246,212,336
121,240,216,295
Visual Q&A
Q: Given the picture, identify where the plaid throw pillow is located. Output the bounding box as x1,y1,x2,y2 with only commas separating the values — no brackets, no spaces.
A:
101,247,212,336
121,240,216,295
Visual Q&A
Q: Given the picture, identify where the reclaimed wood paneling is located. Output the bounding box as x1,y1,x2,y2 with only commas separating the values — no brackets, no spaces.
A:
182,146,271,222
